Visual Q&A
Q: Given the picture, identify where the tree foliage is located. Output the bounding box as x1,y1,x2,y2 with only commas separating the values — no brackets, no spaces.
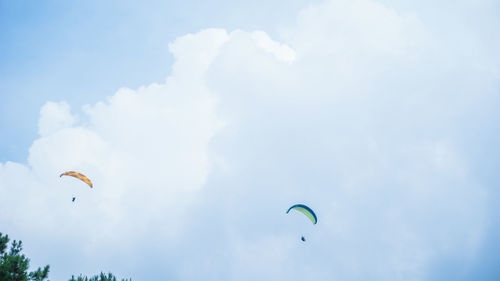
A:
0,232,50,281
1,232,132,281
69,272,131,281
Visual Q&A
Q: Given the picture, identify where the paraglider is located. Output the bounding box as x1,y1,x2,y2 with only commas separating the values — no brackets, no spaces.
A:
286,204,317,224
287,204,317,242
60,171,92,203
60,171,93,188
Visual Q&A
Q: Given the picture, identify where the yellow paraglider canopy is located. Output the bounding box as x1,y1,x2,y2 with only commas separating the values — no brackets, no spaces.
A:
60,171,93,188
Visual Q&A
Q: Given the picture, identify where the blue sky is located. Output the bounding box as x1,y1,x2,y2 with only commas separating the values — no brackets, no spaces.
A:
0,0,318,162
1,0,500,280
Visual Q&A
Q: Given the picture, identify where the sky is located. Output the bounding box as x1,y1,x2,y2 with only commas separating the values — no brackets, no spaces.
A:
1,0,500,280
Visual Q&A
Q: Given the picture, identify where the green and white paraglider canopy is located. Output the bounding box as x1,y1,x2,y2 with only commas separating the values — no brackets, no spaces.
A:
286,204,317,224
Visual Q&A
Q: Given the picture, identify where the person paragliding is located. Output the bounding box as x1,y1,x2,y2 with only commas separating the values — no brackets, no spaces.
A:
286,204,317,241
60,171,93,202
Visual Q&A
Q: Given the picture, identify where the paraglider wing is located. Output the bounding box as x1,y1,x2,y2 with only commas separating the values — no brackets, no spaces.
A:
60,171,93,188
286,204,317,224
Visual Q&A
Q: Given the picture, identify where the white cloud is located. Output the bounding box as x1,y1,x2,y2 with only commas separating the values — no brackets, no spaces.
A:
1,29,229,278
251,31,296,64
38,101,77,137
1,0,498,280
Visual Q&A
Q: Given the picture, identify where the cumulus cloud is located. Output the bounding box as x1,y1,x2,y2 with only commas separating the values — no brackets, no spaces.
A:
38,101,77,137
1,0,499,280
